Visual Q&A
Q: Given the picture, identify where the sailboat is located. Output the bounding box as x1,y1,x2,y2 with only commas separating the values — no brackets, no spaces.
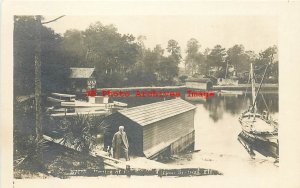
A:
238,63,278,144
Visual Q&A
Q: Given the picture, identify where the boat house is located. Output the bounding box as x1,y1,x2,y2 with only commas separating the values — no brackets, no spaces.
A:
100,98,196,159
185,77,213,91
69,67,96,93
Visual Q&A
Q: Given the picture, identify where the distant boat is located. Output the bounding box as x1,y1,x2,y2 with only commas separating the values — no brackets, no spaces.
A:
238,63,278,144
219,90,243,95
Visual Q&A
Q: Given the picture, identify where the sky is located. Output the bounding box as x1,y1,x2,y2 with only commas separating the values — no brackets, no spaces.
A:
44,15,278,54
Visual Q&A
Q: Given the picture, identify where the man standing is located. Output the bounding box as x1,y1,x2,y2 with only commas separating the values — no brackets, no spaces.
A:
112,126,129,161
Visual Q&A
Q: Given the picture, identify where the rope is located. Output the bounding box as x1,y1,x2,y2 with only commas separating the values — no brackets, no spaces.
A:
251,63,270,111
243,70,251,106
260,92,270,113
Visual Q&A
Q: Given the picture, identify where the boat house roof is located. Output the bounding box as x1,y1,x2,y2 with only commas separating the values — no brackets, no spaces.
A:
69,67,95,79
118,98,196,126
186,77,212,83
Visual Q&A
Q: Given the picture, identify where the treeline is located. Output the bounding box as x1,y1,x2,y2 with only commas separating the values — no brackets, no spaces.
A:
184,39,278,83
14,16,278,96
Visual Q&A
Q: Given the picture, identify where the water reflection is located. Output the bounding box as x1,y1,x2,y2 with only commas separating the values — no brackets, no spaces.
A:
195,92,279,122
188,92,279,161
114,92,279,123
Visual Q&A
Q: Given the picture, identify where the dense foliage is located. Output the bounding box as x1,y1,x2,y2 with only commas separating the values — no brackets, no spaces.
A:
14,16,279,96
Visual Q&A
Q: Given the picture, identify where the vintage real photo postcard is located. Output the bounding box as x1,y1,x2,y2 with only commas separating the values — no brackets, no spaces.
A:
1,1,300,188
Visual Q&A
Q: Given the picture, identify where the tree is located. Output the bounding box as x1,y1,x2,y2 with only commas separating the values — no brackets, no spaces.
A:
34,16,43,171
14,16,68,95
158,56,179,85
201,48,211,75
127,44,165,86
62,29,87,67
153,39,182,85
79,22,139,87
14,16,37,95
14,15,66,174
185,38,200,75
258,45,278,65
255,45,278,82
226,44,247,73
14,15,66,173
167,39,182,64
195,52,206,75
207,45,227,77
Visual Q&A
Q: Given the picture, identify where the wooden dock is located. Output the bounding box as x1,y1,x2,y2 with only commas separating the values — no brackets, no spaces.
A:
212,84,278,91
96,86,186,92
94,84,278,93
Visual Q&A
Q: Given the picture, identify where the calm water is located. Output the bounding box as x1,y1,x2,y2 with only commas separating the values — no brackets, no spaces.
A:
186,92,279,176
191,92,278,155
115,91,279,175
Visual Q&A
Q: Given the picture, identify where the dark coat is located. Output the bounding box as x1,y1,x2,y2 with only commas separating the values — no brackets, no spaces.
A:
112,131,129,160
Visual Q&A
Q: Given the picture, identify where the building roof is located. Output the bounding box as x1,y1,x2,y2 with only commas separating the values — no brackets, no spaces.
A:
186,77,212,83
118,98,196,126
69,68,95,78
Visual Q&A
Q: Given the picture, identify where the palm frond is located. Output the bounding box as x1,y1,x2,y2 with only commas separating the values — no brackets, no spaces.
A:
58,114,104,153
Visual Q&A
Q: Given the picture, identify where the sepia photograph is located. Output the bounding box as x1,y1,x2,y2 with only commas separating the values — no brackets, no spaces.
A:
12,15,279,178
2,1,300,188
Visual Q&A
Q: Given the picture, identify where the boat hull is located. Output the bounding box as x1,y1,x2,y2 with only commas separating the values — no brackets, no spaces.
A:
238,131,279,159
239,113,278,144
240,129,278,144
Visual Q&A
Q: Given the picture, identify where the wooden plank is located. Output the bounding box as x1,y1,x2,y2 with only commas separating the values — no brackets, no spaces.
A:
43,135,126,169
50,111,110,117
51,93,76,97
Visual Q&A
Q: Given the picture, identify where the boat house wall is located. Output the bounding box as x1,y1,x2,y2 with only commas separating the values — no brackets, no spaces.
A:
185,78,213,91
100,99,196,158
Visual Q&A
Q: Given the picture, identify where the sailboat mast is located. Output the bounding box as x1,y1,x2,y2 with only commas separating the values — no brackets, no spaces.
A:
250,63,256,109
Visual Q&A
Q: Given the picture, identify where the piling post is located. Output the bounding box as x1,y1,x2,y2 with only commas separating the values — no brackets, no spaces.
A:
126,165,131,177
